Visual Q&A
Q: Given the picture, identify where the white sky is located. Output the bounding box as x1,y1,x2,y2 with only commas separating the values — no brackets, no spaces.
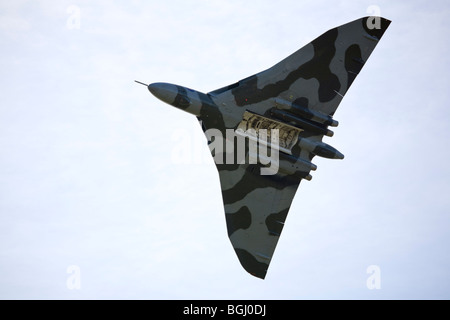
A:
1,0,449,299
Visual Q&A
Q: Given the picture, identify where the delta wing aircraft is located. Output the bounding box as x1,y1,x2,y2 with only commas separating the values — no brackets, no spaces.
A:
137,17,390,279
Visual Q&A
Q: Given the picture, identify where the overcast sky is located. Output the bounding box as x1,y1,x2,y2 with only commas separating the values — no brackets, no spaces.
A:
1,0,449,299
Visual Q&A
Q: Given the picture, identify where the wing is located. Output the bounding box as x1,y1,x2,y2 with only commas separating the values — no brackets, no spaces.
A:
199,16,390,279
216,161,302,279
209,16,391,117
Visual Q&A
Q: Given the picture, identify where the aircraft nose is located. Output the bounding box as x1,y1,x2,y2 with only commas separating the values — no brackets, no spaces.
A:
148,82,178,105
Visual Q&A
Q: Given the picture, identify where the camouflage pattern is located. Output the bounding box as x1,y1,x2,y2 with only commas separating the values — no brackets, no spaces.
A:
141,17,391,279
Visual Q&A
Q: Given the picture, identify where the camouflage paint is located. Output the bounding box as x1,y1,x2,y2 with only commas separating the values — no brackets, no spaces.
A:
143,17,390,279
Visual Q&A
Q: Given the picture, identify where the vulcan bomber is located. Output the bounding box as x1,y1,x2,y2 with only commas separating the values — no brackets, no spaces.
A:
137,17,391,279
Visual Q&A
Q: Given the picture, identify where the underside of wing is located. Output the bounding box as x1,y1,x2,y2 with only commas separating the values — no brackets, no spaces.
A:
217,161,302,279
199,111,317,279
209,16,391,118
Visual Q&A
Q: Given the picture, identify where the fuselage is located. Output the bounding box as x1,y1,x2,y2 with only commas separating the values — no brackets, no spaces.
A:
148,82,209,117
147,82,343,160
